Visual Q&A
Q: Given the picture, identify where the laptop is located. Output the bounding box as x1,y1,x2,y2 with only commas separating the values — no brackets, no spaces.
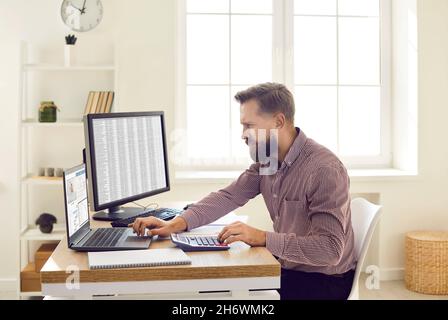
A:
63,164,152,251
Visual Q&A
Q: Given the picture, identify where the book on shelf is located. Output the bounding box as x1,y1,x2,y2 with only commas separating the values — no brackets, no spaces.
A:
103,92,110,112
83,92,94,115
97,92,106,114
83,91,115,116
104,91,115,113
89,91,101,114
100,92,110,113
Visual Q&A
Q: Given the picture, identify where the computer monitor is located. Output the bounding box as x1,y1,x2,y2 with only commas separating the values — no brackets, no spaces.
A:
83,112,170,221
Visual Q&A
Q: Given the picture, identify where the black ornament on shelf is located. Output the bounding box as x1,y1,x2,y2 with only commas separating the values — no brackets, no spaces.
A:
35,213,57,234
65,34,77,45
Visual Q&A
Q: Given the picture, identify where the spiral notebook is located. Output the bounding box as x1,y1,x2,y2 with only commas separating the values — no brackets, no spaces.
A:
87,248,192,270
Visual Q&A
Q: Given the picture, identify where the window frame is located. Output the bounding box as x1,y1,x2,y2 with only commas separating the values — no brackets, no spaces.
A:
175,0,392,171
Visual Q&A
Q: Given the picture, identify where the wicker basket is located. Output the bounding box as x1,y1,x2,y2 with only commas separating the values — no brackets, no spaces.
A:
405,231,448,295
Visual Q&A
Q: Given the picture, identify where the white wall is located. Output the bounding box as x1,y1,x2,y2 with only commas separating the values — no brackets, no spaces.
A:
2,0,448,292
0,3,21,292
0,0,117,293
359,0,448,278
393,0,418,172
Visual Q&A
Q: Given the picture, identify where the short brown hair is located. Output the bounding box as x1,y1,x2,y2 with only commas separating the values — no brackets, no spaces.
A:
234,83,295,123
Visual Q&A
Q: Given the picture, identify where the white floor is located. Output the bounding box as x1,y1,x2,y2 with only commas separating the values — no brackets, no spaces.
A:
2,280,448,300
0,292,19,300
359,275,448,300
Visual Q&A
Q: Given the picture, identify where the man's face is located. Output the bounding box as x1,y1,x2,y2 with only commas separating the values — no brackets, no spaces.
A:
240,99,278,163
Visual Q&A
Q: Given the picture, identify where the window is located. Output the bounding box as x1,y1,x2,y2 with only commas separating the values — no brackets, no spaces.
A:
293,0,390,167
177,0,391,170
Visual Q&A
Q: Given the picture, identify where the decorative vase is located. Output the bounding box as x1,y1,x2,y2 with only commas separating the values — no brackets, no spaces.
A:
64,44,76,67
39,101,59,123
35,213,57,234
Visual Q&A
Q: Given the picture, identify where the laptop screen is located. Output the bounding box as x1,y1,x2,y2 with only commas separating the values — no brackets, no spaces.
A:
64,165,90,238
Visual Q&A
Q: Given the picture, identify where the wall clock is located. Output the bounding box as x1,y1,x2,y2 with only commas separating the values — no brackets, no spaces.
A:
61,0,103,32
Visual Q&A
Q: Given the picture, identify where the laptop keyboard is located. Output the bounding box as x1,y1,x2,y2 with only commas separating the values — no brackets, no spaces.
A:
84,228,126,248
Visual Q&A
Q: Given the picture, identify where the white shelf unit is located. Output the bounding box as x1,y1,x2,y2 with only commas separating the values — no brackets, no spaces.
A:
23,64,115,72
20,224,66,241
22,119,84,128
17,41,118,298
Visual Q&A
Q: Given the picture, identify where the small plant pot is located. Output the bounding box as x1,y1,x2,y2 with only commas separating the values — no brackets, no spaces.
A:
39,101,59,123
64,44,76,67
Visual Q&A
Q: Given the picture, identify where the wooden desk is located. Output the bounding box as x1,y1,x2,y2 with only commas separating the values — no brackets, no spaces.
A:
40,208,281,299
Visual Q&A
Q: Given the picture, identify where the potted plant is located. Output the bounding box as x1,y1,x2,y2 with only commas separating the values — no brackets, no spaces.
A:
38,101,60,123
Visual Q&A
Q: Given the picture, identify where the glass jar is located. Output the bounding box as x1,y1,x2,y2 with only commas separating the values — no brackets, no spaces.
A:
39,101,58,123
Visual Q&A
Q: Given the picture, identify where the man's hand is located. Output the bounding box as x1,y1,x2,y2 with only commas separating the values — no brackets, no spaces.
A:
218,222,266,247
129,216,188,237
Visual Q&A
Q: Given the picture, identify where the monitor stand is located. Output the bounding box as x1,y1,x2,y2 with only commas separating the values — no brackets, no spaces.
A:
92,206,146,221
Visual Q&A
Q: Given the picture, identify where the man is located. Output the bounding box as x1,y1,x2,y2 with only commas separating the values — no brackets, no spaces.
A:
131,83,356,300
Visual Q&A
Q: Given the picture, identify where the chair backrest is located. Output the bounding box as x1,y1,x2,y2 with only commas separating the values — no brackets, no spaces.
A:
348,198,382,300
351,198,382,260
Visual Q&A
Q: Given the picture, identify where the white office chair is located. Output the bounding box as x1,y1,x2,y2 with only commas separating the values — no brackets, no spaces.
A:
347,198,382,300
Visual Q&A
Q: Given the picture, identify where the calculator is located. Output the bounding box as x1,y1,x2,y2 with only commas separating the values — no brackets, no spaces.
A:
170,234,230,252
